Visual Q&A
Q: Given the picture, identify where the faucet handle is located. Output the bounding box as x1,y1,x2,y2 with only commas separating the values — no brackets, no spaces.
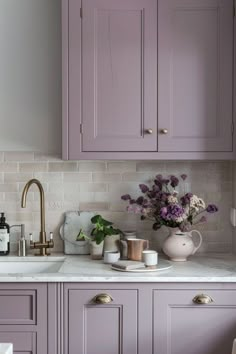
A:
29,233,33,241
49,232,53,240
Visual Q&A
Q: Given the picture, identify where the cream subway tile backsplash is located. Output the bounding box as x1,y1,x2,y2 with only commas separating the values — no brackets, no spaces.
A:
4,173,33,183
64,172,92,183
48,162,77,172
0,163,18,172
92,172,122,182
4,152,34,161
107,162,136,172
79,202,110,211
78,161,107,172
0,152,232,254
19,162,48,172
0,183,18,192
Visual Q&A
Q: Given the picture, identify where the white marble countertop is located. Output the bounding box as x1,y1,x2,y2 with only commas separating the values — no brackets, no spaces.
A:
0,254,236,282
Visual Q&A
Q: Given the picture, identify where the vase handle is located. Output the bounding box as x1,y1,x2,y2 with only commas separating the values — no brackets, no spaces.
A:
189,230,202,255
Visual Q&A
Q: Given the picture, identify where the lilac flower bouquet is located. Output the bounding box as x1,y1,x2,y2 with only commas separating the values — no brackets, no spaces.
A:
121,174,218,232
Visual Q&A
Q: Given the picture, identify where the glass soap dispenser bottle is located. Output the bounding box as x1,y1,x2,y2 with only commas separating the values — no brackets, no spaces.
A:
0,212,10,255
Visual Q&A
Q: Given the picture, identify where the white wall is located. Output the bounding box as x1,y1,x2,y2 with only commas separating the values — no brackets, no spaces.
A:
0,0,61,153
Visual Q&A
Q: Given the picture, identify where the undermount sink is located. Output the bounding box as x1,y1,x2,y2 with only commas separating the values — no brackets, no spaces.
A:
0,258,65,274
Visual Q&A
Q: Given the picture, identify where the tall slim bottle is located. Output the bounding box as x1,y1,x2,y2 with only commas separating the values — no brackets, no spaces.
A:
0,213,10,255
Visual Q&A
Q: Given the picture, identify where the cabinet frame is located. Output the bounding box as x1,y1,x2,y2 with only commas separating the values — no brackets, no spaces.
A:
62,0,236,160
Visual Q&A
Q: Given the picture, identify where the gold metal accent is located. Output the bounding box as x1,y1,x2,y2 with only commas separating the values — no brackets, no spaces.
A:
192,294,214,305
146,128,153,134
21,179,54,256
92,293,113,304
160,129,168,134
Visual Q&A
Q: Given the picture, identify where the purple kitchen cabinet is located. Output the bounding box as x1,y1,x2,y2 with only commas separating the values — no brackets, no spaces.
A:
153,288,236,354
158,0,234,152
62,0,234,159
63,0,157,158
63,285,138,354
0,283,47,354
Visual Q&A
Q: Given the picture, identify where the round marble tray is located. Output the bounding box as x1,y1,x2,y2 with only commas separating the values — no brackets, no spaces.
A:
111,259,172,272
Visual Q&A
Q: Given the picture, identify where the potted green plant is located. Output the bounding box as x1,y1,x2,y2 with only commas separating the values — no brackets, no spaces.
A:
75,228,91,255
90,215,122,259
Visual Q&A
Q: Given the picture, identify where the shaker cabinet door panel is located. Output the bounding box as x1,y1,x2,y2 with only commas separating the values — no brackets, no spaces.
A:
158,0,234,152
81,0,157,152
66,289,138,354
153,289,236,354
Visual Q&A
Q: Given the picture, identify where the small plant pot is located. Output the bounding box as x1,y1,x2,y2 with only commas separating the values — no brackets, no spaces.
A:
103,234,120,253
89,240,104,260
75,240,90,255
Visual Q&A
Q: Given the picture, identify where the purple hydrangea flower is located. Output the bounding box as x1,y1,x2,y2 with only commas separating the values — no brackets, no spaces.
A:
121,194,131,201
206,204,218,213
180,193,193,206
180,174,187,181
139,184,149,193
160,204,184,221
170,175,179,188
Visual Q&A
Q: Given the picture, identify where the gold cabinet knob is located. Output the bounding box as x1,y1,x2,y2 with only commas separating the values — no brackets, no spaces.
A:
192,294,214,305
160,129,168,134
92,293,113,304
146,128,153,134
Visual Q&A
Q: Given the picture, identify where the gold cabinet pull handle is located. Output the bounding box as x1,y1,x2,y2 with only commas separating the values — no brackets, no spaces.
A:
92,293,113,304
192,294,214,305
160,129,168,134
146,128,153,134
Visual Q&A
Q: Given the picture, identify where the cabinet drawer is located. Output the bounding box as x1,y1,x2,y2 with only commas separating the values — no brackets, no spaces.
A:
0,289,36,325
0,331,35,353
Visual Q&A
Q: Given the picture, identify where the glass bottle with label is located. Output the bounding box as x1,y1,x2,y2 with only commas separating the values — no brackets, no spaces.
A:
0,213,10,255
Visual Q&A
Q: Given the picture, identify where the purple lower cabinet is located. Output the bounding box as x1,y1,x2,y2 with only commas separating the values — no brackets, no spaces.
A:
153,289,236,354
0,284,47,354
63,284,138,354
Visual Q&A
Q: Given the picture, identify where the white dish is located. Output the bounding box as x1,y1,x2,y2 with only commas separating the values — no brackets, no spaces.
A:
111,259,172,272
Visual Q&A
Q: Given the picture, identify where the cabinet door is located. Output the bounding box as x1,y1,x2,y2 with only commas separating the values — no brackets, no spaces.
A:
80,0,157,152
153,289,236,354
158,0,233,152
66,289,138,354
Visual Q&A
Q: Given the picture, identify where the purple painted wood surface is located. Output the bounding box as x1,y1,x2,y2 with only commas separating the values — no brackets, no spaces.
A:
62,0,235,160
82,0,157,152
158,0,234,152
64,286,138,354
0,284,47,354
153,289,236,354
0,332,35,354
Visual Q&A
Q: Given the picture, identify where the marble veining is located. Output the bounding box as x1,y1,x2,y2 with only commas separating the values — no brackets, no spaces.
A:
0,254,235,282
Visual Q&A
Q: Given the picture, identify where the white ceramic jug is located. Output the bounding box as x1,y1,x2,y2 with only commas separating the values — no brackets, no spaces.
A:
162,228,202,261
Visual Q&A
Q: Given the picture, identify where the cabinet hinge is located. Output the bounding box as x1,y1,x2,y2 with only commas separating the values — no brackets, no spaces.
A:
80,7,82,18
80,123,83,134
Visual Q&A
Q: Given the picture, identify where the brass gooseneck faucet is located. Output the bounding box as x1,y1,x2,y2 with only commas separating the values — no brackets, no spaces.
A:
21,179,54,256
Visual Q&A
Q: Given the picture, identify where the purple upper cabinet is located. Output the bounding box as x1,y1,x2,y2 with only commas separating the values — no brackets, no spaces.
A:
158,0,234,152
82,0,157,152
64,0,157,157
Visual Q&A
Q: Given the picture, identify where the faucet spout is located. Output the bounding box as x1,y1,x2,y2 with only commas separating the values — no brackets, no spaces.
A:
21,179,53,256
21,178,46,234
